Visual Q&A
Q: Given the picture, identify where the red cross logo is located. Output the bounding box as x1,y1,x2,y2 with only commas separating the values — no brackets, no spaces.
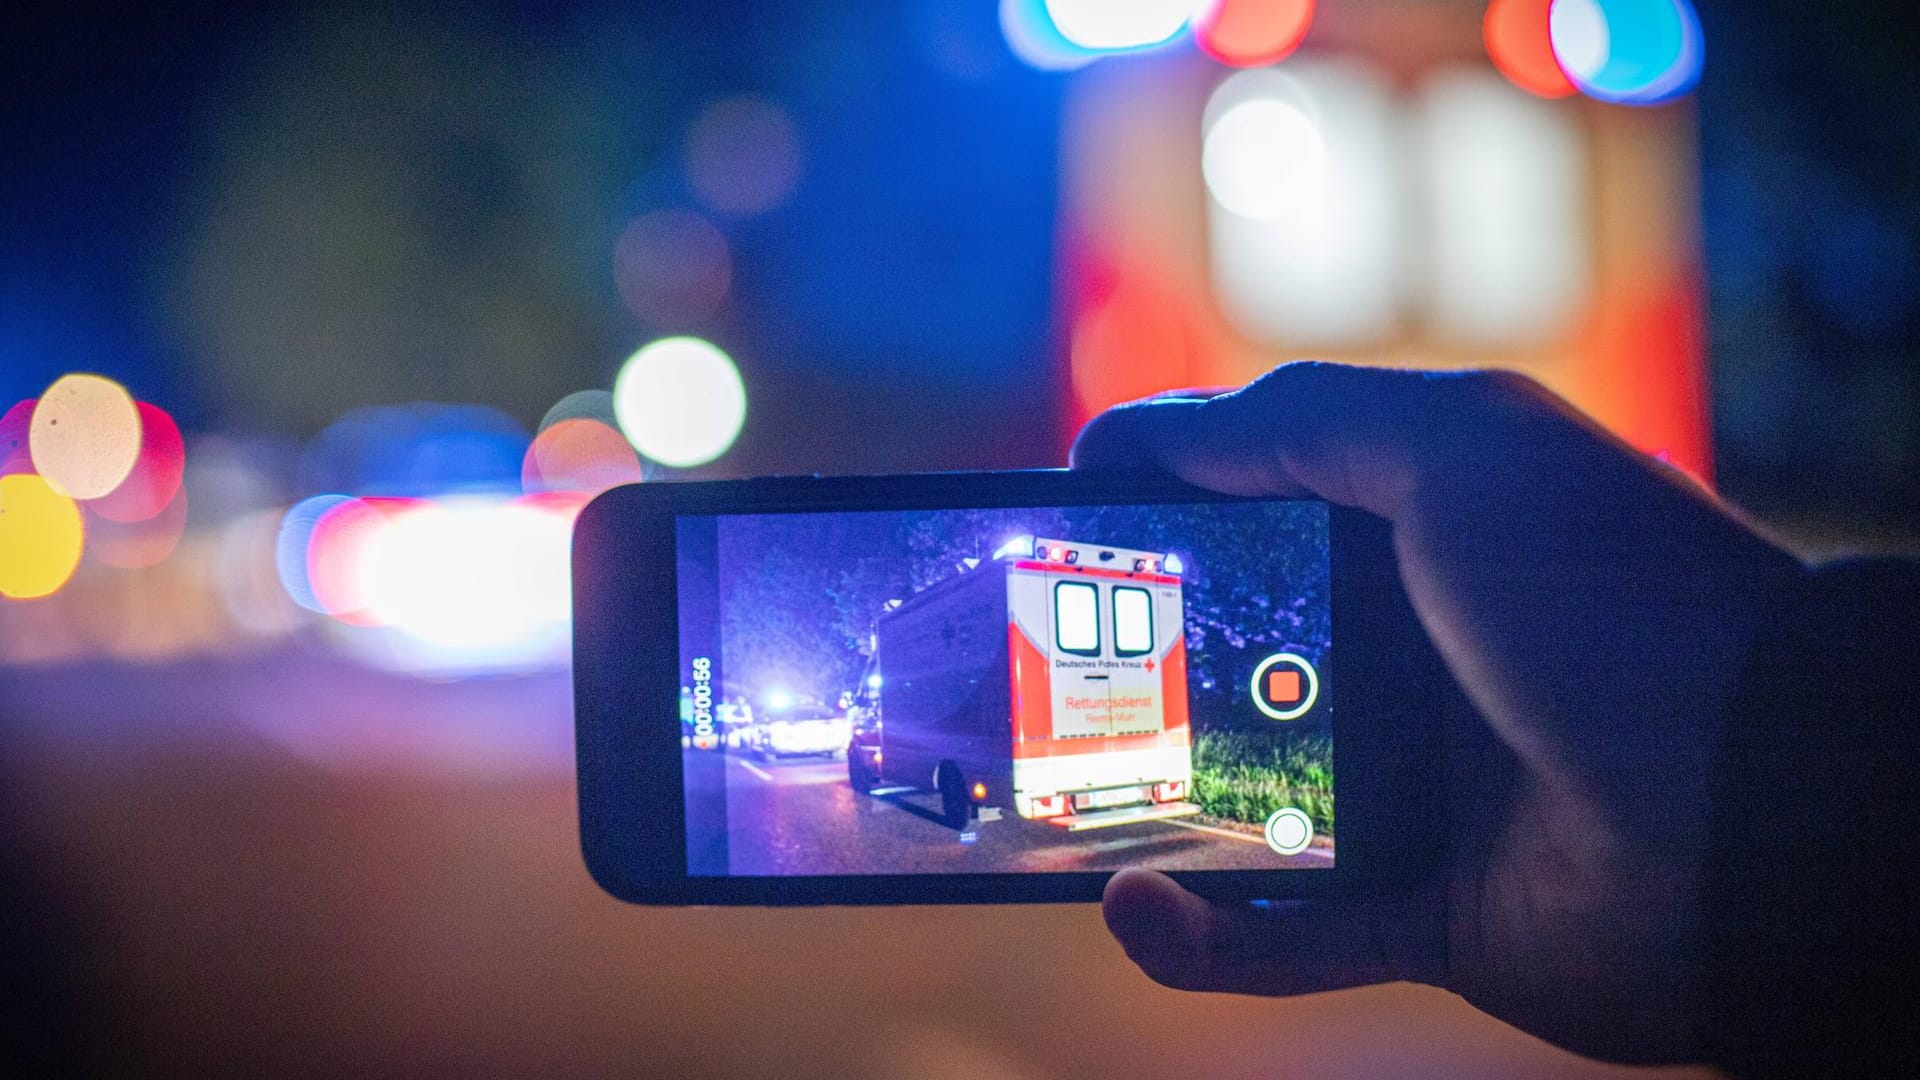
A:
1144,658,1156,673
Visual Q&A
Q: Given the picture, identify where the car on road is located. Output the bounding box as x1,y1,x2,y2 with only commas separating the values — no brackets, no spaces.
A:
717,701,757,752
745,705,852,760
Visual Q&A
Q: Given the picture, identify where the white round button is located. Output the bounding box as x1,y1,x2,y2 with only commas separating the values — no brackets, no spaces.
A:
1264,807,1314,856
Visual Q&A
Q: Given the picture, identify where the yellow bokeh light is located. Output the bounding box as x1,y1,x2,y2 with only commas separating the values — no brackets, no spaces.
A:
0,473,86,600
30,373,142,499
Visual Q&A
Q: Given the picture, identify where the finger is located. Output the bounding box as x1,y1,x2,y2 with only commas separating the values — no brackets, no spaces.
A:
1071,362,1576,521
1102,868,1439,998
1069,395,1318,502
1138,385,1242,403
1065,386,1242,471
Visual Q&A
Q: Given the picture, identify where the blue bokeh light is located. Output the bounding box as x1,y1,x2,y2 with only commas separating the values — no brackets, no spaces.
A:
999,0,1098,71
1550,0,1703,106
275,493,353,614
298,403,529,498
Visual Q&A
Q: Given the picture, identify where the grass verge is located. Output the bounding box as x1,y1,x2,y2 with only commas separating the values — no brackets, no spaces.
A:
1191,728,1334,838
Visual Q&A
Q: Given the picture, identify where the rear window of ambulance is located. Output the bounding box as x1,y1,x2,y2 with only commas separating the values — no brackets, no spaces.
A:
1113,586,1153,657
1054,581,1100,656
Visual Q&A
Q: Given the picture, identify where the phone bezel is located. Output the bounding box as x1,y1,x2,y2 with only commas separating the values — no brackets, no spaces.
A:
573,469,1440,905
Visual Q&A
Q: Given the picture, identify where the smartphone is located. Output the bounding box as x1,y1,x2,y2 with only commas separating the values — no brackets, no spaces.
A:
573,469,1442,905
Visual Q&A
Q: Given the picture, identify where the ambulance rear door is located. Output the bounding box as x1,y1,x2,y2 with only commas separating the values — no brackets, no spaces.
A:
1045,573,1113,739
1105,579,1169,737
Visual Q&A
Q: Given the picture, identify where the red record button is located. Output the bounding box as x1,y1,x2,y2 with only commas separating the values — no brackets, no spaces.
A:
1251,652,1319,721
1267,669,1301,705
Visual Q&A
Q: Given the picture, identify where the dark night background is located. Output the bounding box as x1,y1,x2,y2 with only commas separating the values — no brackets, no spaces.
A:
2,0,1065,475
1696,0,1920,548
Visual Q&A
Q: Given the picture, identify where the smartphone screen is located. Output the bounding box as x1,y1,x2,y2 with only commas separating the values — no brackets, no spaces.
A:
671,500,1332,877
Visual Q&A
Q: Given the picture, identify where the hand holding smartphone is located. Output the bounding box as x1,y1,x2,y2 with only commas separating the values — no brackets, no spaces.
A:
573,469,1441,905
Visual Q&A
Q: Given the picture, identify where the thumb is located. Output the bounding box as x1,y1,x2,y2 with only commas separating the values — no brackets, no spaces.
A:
1101,867,1217,989
1102,868,1442,998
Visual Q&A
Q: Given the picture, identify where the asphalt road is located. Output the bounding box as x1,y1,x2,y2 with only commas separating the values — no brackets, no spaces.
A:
699,749,1333,876
0,651,1653,1078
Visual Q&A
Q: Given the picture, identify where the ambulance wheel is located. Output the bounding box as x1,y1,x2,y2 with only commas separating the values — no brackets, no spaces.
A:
938,764,971,831
848,748,875,794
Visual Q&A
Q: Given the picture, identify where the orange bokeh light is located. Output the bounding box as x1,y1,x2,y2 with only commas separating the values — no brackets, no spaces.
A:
1193,0,1315,69
1484,0,1576,98
521,418,644,497
1069,273,1199,421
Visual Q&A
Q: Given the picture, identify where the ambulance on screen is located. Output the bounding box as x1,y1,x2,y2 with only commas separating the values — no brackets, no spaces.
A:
847,536,1199,832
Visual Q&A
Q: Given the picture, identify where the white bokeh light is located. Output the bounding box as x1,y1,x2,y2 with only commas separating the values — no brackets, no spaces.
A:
1548,0,1611,82
357,498,573,653
612,337,748,469
1202,97,1327,222
1043,0,1190,50
28,373,143,500
1204,59,1404,347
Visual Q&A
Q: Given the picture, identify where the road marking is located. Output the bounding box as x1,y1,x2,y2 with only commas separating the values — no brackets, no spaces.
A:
739,760,773,782
1162,817,1334,859
1160,818,1266,844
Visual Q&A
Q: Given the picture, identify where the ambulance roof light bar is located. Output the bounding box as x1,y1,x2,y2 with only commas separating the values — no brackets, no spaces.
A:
1018,538,1168,572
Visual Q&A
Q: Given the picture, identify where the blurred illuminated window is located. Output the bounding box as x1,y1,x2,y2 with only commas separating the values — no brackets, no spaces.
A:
1205,59,1591,351
1414,68,1589,347
1204,58,1404,348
